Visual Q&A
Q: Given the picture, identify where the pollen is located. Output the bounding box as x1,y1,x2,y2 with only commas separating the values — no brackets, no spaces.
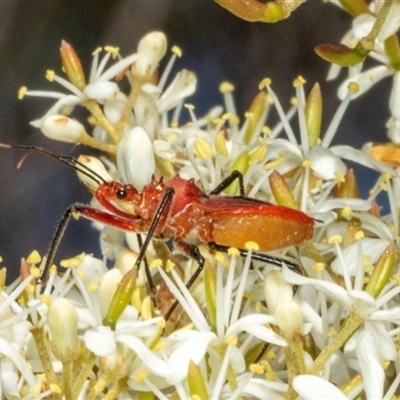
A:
184,103,195,110
214,251,229,267
302,159,313,168
49,383,62,393
172,45,182,57
104,46,119,59
150,258,163,269
261,126,272,136
219,81,235,92
334,171,345,183
327,235,343,244
222,112,240,124
45,70,55,82
382,172,393,181
245,111,254,120
26,250,41,265
134,369,148,383
40,294,51,306
258,77,271,90
228,247,240,256
327,327,337,337
290,96,298,106
18,86,27,99
354,230,365,240
215,131,228,157
293,75,306,87
60,253,85,268
313,262,325,272
392,274,400,285
30,266,40,278
245,241,260,251
165,259,175,272
249,363,264,374
92,46,102,56
193,138,212,159
340,206,352,218
87,282,98,292
226,335,238,346
348,81,360,94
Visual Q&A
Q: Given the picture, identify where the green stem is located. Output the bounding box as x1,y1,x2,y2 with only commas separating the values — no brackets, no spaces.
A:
308,312,363,375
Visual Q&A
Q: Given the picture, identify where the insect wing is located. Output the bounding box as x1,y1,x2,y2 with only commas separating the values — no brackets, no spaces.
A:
200,197,314,251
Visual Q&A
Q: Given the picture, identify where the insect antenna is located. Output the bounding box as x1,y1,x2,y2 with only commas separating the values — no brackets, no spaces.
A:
0,144,108,187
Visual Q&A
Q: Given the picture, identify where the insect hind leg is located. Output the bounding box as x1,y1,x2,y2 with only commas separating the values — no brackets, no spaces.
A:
208,241,303,275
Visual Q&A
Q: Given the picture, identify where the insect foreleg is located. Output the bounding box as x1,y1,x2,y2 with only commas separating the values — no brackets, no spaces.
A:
40,204,146,284
209,170,245,196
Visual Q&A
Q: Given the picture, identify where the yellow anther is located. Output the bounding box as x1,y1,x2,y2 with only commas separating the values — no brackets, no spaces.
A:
40,294,51,306
302,159,313,168
46,70,55,82
219,81,235,92
313,262,325,272
18,86,27,100
261,126,272,136
26,250,41,265
172,45,182,57
249,363,264,374
104,46,119,59
228,247,240,256
222,112,240,124
134,369,148,383
226,335,238,346
334,171,345,183
293,75,306,87
341,206,352,218
30,266,40,279
150,258,163,269
354,230,365,240
87,282,98,292
327,327,337,337
60,253,85,268
245,241,260,251
193,138,212,159
348,81,360,94
328,235,343,244
258,77,271,90
166,259,175,272
184,103,195,110
92,47,102,56
215,131,228,157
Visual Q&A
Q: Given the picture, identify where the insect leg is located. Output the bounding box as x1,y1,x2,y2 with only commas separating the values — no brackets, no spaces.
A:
209,170,245,196
164,240,205,321
208,241,302,274
39,203,162,284
136,234,157,303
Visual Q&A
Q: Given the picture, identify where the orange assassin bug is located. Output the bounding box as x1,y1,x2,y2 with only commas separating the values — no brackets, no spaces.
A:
1,144,314,320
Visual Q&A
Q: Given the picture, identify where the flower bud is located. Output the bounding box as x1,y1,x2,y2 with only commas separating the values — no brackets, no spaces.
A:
134,31,167,80
76,155,112,190
98,269,124,318
274,300,303,340
47,298,78,361
59,40,86,91
116,126,155,190
40,115,85,143
264,270,293,314
269,170,297,209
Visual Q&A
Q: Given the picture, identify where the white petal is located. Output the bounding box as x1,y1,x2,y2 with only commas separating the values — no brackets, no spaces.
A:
166,331,216,384
1,369,19,397
389,72,400,122
316,198,371,213
116,334,172,377
83,325,116,357
356,329,384,400
331,238,390,276
0,337,35,387
84,81,119,100
226,314,287,347
242,378,288,399
365,321,397,361
337,66,392,100
293,375,347,399
378,1,400,42
157,69,197,113
282,265,351,307
308,146,346,180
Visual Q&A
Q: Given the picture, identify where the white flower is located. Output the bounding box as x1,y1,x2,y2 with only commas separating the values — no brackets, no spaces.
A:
116,126,156,190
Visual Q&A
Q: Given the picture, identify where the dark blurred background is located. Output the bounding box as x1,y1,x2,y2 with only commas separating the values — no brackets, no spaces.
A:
0,0,390,280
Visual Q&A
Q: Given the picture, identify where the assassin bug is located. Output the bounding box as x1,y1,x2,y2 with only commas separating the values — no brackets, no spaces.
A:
1,144,314,320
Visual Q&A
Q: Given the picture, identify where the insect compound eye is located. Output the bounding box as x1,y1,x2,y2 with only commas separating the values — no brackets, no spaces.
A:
116,186,128,199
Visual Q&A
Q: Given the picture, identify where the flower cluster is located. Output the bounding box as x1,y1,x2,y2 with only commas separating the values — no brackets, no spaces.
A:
2,2,400,398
